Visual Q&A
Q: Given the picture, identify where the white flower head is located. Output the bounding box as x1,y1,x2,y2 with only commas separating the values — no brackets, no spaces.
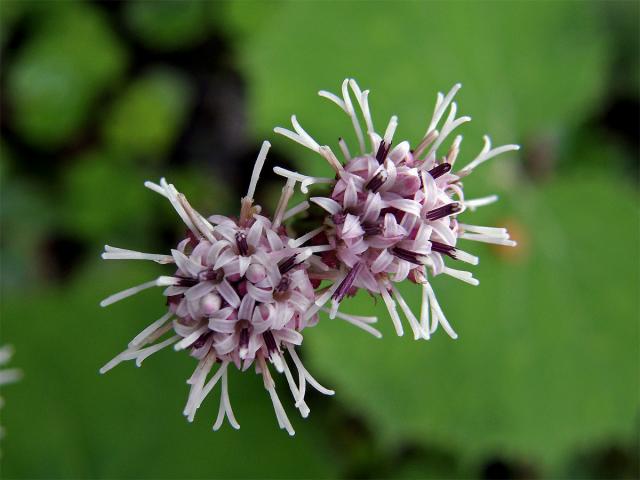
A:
99,142,348,435
275,78,519,340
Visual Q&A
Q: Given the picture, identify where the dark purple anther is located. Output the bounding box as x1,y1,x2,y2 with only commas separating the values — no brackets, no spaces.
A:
275,276,290,293
192,331,212,350
332,212,347,225
331,263,363,303
177,277,198,287
239,327,249,351
198,268,224,283
429,240,456,258
278,255,298,274
263,330,278,355
391,247,424,265
428,162,452,179
235,231,249,256
365,169,388,193
426,202,461,221
362,222,383,237
375,140,391,164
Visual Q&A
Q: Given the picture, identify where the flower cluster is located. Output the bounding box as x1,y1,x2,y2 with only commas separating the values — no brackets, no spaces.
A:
100,78,518,434
100,143,344,435
274,79,518,340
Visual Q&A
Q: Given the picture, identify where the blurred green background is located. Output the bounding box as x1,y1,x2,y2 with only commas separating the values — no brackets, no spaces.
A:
1,1,638,479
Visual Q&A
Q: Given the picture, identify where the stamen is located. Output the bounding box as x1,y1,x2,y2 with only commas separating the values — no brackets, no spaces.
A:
365,168,388,192
420,282,431,340
184,352,216,418
377,281,404,336
238,320,250,359
383,115,398,146
424,282,458,339
342,78,366,154
283,201,310,221
100,276,178,307
213,368,240,430
459,224,509,236
362,221,383,237
246,140,271,201
189,361,228,421
442,267,479,286
413,130,439,160
426,202,461,221
458,135,520,176
235,231,249,256
459,233,517,247
278,255,297,274
375,140,391,164
240,141,271,224
464,194,499,211
427,83,462,134
428,162,452,179
429,240,455,256
192,331,212,350
318,146,345,175
289,226,325,248
390,284,425,340
279,353,310,417
178,277,199,287
426,102,472,159
349,79,375,138
321,307,382,338
273,167,333,194
273,276,291,301
263,331,278,356
338,137,351,161
286,345,335,398
391,247,424,265
331,263,362,304
135,335,180,367
102,245,174,264
274,115,320,153
174,326,209,351
128,312,174,347
197,268,224,283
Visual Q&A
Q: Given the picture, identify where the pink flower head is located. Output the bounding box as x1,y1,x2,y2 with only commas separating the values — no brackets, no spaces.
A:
100,142,338,435
275,79,519,340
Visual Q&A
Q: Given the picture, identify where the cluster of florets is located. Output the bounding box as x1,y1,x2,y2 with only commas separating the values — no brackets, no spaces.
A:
100,78,518,434
100,144,337,435
275,79,518,340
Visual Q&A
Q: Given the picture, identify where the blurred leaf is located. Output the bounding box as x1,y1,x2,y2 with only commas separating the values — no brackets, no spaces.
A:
303,173,639,472
1,261,339,478
7,2,127,148
600,1,640,92
0,0,26,47
167,167,236,218
61,151,156,246
124,0,210,51
102,69,193,160
0,146,57,290
225,1,609,178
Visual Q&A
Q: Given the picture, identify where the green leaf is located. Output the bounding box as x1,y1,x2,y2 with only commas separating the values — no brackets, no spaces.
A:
0,146,58,290
124,0,210,51
303,173,639,472
102,69,193,160
61,150,156,246
1,261,338,478
6,2,127,148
